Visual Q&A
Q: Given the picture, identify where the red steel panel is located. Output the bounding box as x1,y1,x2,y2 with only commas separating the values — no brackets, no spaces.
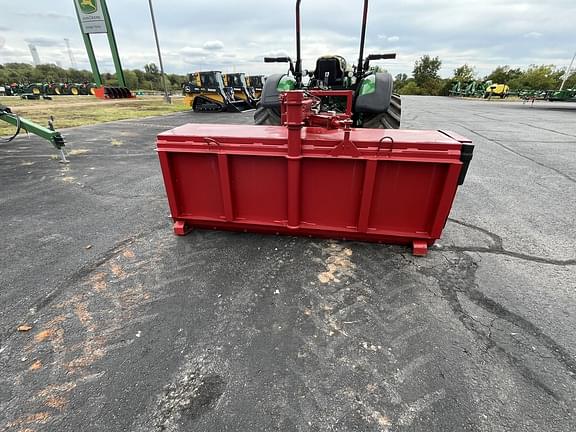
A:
228,155,288,223
367,161,450,234
169,153,224,219
300,158,365,229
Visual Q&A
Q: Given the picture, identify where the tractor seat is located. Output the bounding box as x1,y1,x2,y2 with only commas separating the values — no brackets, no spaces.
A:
314,57,345,87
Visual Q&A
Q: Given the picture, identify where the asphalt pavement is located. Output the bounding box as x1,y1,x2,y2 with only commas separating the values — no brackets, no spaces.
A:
1,97,575,431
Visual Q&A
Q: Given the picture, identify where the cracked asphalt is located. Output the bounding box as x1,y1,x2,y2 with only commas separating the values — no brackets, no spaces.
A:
1,96,575,431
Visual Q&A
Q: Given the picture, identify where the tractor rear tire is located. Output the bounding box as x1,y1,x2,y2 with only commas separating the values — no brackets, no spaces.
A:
254,105,281,125
362,94,402,129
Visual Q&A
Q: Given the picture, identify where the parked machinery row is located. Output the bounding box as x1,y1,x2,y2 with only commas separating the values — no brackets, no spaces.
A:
449,80,576,103
0,82,97,97
517,88,576,102
449,80,510,99
181,72,265,112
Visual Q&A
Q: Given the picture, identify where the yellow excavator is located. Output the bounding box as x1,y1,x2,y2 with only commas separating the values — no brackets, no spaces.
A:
182,71,252,112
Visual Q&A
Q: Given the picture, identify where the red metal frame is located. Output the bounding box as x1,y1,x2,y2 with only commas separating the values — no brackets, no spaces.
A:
157,91,472,256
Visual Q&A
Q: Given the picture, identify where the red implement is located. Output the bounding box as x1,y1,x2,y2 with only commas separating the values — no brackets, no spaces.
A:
157,91,473,256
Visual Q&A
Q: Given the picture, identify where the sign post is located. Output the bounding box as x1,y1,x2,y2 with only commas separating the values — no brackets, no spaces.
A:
74,0,126,88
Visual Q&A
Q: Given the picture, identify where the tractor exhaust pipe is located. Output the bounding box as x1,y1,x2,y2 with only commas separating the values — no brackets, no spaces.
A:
295,0,303,86
356,0,369,80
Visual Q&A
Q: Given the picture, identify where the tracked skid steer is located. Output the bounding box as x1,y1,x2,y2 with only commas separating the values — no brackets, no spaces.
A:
183,71,253,113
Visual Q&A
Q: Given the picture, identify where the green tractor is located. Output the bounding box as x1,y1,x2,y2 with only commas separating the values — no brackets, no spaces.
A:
78,82,97,95
44,82,63,95
255,0,401,129
61,82,81,96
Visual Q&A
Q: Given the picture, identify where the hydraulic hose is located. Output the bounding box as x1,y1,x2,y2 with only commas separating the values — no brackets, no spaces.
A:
0,106,22,143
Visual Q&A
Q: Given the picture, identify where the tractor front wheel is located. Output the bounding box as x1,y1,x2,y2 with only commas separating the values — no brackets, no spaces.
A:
254,105,281,125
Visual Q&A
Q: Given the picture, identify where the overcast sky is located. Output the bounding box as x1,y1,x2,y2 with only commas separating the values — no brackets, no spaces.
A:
0,0,574,78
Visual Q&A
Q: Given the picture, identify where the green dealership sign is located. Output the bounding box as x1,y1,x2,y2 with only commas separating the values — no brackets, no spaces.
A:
78,0,98,14
75,0,107,34
74,0,126,87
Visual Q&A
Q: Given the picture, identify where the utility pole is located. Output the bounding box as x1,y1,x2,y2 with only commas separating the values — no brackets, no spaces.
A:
559,52,576,91
64,38,77,69
148,0,171,103
28,44,41,66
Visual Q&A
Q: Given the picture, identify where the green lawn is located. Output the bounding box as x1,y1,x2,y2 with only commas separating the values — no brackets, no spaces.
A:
1,95,188,136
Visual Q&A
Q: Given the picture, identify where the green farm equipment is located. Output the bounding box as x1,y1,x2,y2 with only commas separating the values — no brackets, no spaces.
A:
517,89,576,103
449,81,463,96
450,80,511,99
1,105,67,162
483,82,509,99
465,81,486,97
44,82,63,95
548,88,576,102
7,83,46,100
79,82,97,95
61,82,81,96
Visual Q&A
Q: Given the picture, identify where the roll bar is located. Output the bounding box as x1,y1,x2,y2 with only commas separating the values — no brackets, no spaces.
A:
286,0,394,84
294,0,370,83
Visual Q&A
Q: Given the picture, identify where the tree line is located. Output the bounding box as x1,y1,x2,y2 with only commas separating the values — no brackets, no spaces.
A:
0,62,187,91
394,55,576,96
3,58,575,95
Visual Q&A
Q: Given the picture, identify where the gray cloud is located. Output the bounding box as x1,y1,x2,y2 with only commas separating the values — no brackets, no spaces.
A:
15,12,74,21
203,40,224,51
180,47,206,58
524,32,543,39
24,37,62,47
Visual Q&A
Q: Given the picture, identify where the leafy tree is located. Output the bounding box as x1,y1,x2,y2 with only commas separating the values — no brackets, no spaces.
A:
398,81,422,95
394,73,408,90
144,63,160,75
440,78,456,96
509,65,563,90
123,70,139,89
413,55,441,86
453,64,475,83
167,73,185,89
0,62,189,91
486,65,522,84
561,71,576,89
411,55,443,95
420,79,443,96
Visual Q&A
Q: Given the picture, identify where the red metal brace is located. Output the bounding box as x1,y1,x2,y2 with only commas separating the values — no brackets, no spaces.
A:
173,221,192,236
412,240,428,257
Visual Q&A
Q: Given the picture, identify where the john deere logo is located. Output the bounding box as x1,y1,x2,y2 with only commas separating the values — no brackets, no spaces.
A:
78,0,98,14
